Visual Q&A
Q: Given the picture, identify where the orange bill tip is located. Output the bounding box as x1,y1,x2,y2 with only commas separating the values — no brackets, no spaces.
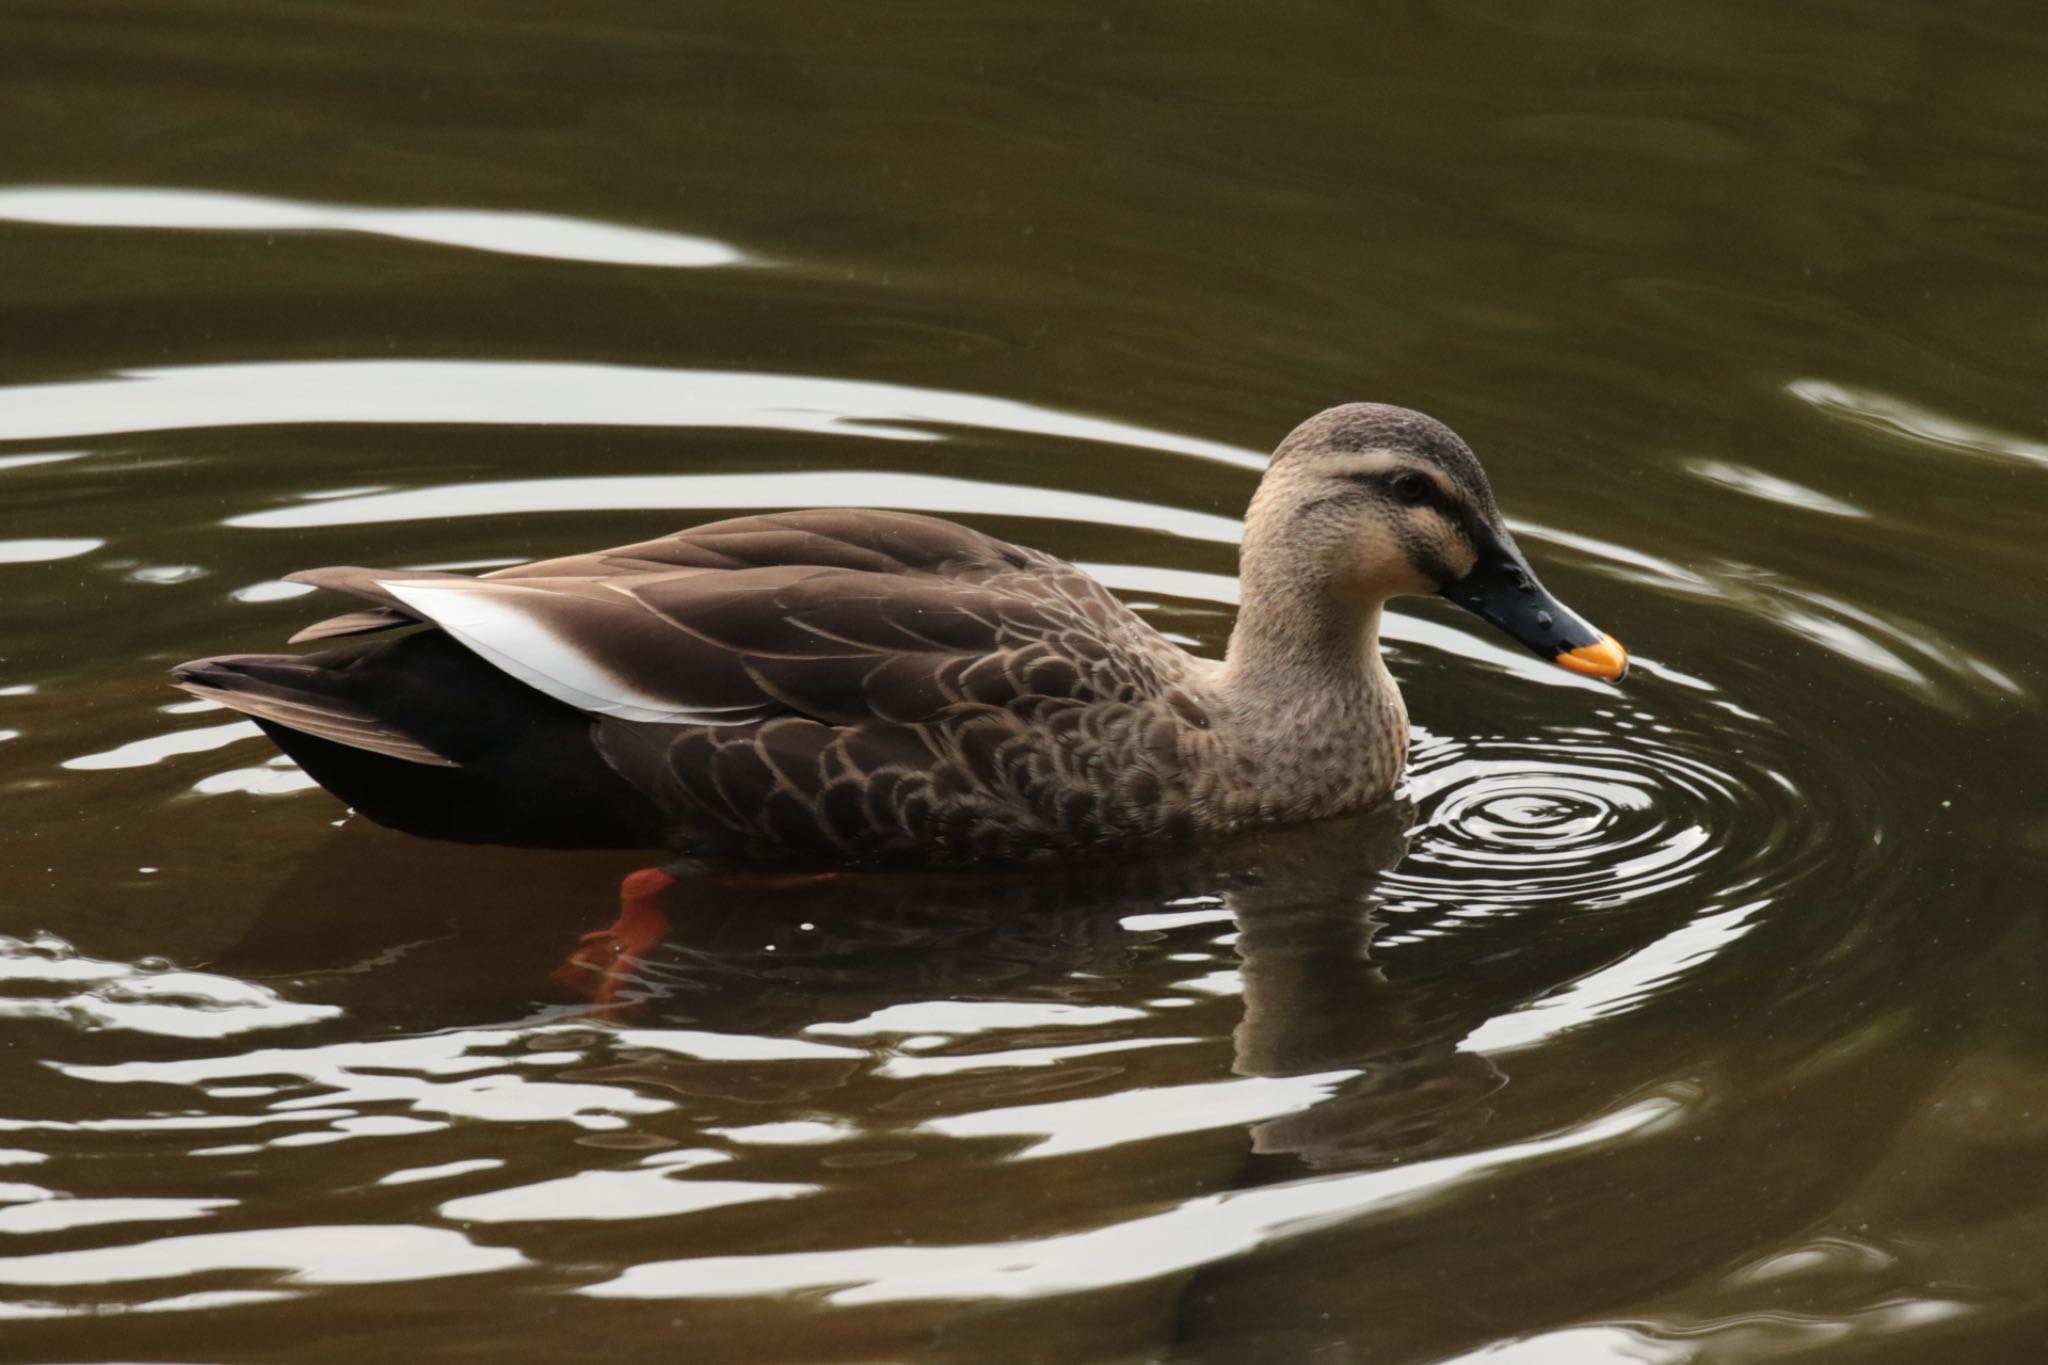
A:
1555,633,1629,681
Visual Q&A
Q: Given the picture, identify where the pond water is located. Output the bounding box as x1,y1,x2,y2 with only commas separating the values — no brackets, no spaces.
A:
2,2,2045,1361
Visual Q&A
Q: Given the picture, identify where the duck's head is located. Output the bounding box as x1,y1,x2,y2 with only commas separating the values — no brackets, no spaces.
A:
1251,402,1627,681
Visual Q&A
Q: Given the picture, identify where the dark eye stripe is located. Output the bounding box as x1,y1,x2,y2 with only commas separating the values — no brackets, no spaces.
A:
1343,470,1451,510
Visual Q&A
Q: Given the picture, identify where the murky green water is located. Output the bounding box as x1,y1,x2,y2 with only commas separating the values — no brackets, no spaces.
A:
3,2,2046,1361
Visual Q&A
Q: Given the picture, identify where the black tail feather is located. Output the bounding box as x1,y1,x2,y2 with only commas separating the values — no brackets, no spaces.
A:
173,634,666,850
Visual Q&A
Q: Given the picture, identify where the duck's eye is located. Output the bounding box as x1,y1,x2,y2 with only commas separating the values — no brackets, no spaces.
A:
1390,472,1432,505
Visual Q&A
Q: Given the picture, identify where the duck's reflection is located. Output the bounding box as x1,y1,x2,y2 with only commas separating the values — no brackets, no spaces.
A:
199,804,1754,1363
223,799,1684,1180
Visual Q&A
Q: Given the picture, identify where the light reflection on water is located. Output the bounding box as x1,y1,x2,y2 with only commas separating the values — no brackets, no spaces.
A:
0,186,751,270
228,467,1249,541
0,935,339,1039
0,539,103,565
5,3,2044,1354
0,1223,525,1291
0,359,1263,466
1790,378,2048,469
585,1096,1685,1306
1459,898,1768,1055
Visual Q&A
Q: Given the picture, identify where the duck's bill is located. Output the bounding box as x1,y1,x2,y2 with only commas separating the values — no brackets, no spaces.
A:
1438,527,1628,682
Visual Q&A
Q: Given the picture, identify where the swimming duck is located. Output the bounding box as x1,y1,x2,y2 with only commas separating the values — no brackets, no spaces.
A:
175,403,1623,986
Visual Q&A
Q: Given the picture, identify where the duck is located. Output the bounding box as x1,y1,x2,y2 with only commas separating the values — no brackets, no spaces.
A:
174,402,1625,992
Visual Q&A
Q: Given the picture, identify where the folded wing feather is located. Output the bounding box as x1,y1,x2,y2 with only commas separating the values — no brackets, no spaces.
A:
376,577,777,725
281,509,1167,736
285,509,1037,642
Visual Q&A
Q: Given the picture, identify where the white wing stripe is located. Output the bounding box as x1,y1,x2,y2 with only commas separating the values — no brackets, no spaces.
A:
378,581,759,726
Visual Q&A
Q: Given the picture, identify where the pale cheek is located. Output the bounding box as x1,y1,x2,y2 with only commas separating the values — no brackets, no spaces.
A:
1438,538,1479,582
1340,527,1437,599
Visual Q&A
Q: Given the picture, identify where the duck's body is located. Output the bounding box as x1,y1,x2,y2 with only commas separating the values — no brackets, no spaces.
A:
179,508,1406,865
175,404,1625,874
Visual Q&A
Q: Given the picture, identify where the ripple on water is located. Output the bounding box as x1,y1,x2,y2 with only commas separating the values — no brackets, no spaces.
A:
0,360,1265,466
0,934,338,1039
579,1094,1685,1303
51,1028,674,1144
1377,682,1865,1053
1392,703,1843,916
0,1223,525,1291
1392,732,1746,913
0,186,751,270
1790,378,2048,469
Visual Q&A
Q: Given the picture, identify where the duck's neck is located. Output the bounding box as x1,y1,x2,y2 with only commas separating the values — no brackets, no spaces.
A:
1210,529,1408,813
1222,550,1395,715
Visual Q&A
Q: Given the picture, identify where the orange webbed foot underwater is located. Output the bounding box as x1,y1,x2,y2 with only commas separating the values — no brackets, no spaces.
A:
552,867,677,1007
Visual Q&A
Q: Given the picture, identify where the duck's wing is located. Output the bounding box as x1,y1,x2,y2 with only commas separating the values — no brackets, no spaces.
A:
287,509,1037,643
281,514,1179,730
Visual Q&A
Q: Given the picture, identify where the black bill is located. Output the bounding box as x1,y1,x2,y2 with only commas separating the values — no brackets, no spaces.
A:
1438,523,1628,681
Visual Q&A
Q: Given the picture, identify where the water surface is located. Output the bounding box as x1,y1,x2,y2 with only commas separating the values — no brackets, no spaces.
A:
3,2,2046,1362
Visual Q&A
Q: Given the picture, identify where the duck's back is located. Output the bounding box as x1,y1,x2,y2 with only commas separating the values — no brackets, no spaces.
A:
176,510,1209,864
